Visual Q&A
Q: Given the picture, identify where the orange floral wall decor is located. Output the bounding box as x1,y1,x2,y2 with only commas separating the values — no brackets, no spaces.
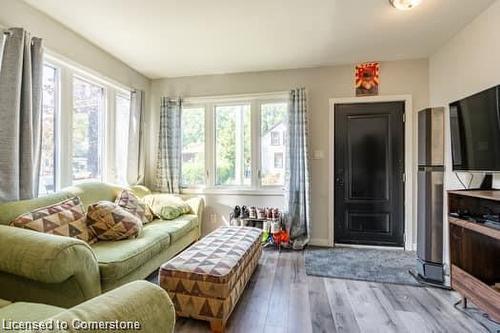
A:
355,62,379,96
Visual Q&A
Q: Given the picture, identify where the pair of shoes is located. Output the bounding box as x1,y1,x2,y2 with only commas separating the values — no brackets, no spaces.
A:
249,207,257,219
232,205,241,219
241,206,250,218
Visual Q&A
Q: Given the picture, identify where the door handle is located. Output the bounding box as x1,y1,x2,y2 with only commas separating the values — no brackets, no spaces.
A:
336,177,344,186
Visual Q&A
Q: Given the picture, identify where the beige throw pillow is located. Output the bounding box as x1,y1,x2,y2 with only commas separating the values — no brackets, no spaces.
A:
141,194,192,220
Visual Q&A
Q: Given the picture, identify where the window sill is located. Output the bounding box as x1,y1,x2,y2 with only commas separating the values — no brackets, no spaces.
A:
181,187,285,196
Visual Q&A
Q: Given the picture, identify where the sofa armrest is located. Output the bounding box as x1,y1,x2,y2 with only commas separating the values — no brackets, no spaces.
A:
48,281,175,333
185,197,204,229
0,225,100,299
128,185,152,198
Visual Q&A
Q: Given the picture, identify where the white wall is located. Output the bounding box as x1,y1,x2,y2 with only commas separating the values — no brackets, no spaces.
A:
429,0,500,269
149,59,429,243
0,0,150,94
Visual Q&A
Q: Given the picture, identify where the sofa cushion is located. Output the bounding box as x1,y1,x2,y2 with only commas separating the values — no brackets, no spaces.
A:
115,189,154,224
153,214,198,242
87,201,143,241
91,222,173,281
91,215,198,281
9,197,95,244
142,194,192,220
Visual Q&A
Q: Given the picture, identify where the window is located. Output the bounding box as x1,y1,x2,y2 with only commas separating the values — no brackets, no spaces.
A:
260,102,287,186
179,94,288,191
274,152,284,169
215,104,251,186
37,56,134,194
115,93,131,185
72,77,105,183
270,132,280,146
38,64,58,196
181,107,205,186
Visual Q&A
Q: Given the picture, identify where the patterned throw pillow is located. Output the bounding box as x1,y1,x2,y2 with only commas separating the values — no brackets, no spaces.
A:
86,201,143,241
10,197,96,244
142,194,192,220
115,189,154,224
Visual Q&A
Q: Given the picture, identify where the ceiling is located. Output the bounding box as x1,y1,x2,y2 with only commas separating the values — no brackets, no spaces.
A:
24,0,495,79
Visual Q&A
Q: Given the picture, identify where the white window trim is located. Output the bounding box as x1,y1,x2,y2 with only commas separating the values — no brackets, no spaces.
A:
71,74,107,185
43,52,133,191
113,92,132,185
39,63,60,195
181,92,288,195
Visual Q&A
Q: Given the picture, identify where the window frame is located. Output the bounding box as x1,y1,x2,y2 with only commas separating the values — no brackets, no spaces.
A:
113,91,132,185
40,52,133,192
71,74,107,184
180,105,207,188
180,92,288,195
38,62,60,196
213,101,252,188
270,131,281,146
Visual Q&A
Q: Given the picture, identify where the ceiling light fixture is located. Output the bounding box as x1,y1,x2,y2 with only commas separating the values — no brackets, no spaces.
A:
389,0,422,10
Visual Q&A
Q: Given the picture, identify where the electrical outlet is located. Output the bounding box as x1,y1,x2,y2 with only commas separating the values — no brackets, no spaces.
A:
210,214,217,225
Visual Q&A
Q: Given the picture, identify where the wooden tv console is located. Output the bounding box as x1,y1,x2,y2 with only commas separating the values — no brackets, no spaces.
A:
448,190,500,322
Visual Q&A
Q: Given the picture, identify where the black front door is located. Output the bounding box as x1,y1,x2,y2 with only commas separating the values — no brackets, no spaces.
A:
334,102,405,246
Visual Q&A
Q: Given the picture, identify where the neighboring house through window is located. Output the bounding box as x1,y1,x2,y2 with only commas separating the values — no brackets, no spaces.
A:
274,152,284,169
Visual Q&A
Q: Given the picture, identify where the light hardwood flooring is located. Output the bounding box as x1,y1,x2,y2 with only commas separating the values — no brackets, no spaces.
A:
175,249,489,333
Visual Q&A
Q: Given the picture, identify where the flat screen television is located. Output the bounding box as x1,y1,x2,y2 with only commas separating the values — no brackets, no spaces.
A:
449,86,500,172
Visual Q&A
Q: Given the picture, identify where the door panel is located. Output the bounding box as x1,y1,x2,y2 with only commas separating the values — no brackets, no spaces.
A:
348,115,389,201
334,102,405,246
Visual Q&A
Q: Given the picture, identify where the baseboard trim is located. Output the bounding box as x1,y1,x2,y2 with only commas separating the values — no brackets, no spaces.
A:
309,238,332,247
335,243,405,251
307,239,416,250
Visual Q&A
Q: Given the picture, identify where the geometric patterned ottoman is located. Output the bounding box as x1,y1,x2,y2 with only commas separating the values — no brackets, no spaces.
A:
159,226,262,333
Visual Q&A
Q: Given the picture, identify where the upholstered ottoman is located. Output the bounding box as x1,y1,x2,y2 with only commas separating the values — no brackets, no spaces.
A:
159,226,262,332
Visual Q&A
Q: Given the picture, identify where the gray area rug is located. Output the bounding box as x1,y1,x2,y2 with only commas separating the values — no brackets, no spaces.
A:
305,246,421,286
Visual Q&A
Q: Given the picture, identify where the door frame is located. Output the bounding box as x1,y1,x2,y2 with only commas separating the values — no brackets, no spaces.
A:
329,95,415,251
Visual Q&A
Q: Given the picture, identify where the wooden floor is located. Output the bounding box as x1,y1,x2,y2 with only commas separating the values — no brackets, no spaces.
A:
175,249,488,333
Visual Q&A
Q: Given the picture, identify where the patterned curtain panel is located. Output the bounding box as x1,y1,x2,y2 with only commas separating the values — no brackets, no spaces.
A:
285,88,311,249
0,28,43,202
155,97,182,194
126,90,146,185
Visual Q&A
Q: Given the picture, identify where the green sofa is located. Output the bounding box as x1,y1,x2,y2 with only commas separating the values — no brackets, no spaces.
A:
0,280,176,333
0,182,203,308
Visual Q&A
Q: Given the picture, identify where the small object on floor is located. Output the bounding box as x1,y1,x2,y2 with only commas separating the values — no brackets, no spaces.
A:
270,220,281,233
233,205,241,218
272,230,289,247
249,206,257,219
262,230,270,243
453,297,500,332
409,269,451,290
241,206,249,218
